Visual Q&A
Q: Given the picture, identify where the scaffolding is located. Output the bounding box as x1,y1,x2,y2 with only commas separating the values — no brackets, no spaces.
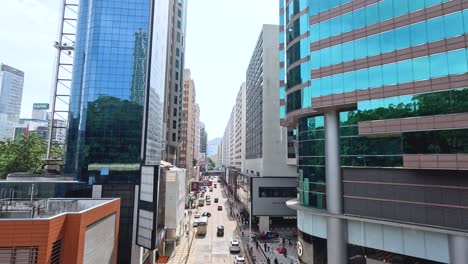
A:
47,0,79,160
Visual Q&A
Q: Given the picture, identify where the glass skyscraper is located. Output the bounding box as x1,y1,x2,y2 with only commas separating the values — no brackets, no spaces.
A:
0,64,24,140
65,0,170,262
280,1,468,263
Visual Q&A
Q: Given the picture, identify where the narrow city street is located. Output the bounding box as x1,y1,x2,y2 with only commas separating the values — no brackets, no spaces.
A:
168,177,245,264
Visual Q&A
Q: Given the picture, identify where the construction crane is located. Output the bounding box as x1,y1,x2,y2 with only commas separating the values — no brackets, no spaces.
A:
46,0,79,173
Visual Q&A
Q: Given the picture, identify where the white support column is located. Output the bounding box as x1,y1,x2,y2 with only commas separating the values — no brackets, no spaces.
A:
449,235,468,264
324,110,347,264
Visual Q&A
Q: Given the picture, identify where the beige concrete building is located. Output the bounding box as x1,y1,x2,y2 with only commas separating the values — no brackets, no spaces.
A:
162,0,188,165
180,69,197,180
194,103,200,163
234,83,246,171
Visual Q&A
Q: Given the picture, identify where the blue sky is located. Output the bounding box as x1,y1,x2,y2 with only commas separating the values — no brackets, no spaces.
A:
0,0,278,140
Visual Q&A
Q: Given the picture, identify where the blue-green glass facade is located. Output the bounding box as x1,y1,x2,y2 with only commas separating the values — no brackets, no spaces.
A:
282,0,468,210
64,0,169,261
284,0,468,114
66,0,153,184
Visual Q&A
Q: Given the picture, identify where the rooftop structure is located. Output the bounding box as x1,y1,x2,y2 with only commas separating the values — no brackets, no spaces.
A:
0,198,120,264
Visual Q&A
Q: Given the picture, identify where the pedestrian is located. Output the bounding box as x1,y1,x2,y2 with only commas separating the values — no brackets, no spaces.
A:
274,257,279,264
267,257,271,264
264,242,267,251
256,240,259,249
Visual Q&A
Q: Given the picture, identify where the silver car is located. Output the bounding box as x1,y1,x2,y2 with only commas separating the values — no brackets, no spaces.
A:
229,239,241,252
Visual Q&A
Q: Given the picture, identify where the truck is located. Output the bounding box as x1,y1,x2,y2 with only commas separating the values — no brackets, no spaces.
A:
195,216,208,236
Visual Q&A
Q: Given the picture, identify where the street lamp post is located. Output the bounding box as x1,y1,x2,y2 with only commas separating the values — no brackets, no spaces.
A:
249,208,252,249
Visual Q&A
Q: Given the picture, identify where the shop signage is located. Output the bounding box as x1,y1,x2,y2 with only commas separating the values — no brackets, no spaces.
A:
297,241,303,256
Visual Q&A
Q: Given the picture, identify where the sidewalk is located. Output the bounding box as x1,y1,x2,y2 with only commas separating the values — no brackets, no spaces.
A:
259,240,299,264
166,210,196,264
223,186,299,264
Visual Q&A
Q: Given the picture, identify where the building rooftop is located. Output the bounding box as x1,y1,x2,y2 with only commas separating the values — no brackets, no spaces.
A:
0,198,118,220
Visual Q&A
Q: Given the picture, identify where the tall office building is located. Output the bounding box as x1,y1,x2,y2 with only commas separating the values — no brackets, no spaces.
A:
241,24,296,231
194,103,200,160
200,121,207,155
0,64,24,140
234,83,246,171
31,103,49,120
180,69,197,179
221,26,297,232
64,0,171,263
162,0,188,165
280,1,468,263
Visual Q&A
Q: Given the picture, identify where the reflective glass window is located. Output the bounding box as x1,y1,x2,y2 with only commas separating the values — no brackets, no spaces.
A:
310,49,467,97
287,90,302,113
311,0,449,43
397,59,413,83
280,67,285,81
447,49,468,75
280,105,286,119
403,129,468,154
286,62,309,89
444,12,464,37
429,52,448,78
427,16,445,42
279,86,285,100
357,88,468,122
302,86,311,108
410,22,427,46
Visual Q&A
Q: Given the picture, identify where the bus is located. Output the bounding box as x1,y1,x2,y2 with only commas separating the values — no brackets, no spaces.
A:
195,216,208,236
198,198,205,207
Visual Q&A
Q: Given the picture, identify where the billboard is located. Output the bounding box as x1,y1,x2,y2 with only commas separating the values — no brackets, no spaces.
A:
198,181,212,187
251,177,297,216
33,103,49,110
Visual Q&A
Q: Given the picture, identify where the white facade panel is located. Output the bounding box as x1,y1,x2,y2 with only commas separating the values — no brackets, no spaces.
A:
83,214,116,264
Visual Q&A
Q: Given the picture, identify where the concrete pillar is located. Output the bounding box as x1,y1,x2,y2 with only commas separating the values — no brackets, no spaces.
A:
259,216,269,232
449,235,468,264
324,110,347,264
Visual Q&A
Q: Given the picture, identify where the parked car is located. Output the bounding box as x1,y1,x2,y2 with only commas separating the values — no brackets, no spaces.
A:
193,221,198,227
214,198,218,203
229,239,241,252
258,231,279,239
233,255,245,264
217,225,224,237
194,212,201,218
206,200,211,205
218,205,222,211
202,212,211,217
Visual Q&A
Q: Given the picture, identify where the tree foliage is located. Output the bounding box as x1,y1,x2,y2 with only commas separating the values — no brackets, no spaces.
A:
206,157,215,170
0,133,62,179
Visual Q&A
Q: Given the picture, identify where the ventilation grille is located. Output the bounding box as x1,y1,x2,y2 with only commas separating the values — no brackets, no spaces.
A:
0,246,38,264
50,240,62,264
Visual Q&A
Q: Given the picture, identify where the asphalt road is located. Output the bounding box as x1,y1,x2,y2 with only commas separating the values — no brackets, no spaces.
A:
190,178,244,264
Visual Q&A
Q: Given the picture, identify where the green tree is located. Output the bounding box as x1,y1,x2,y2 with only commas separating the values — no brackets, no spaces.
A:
206,157,215,171
0,133,61,179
